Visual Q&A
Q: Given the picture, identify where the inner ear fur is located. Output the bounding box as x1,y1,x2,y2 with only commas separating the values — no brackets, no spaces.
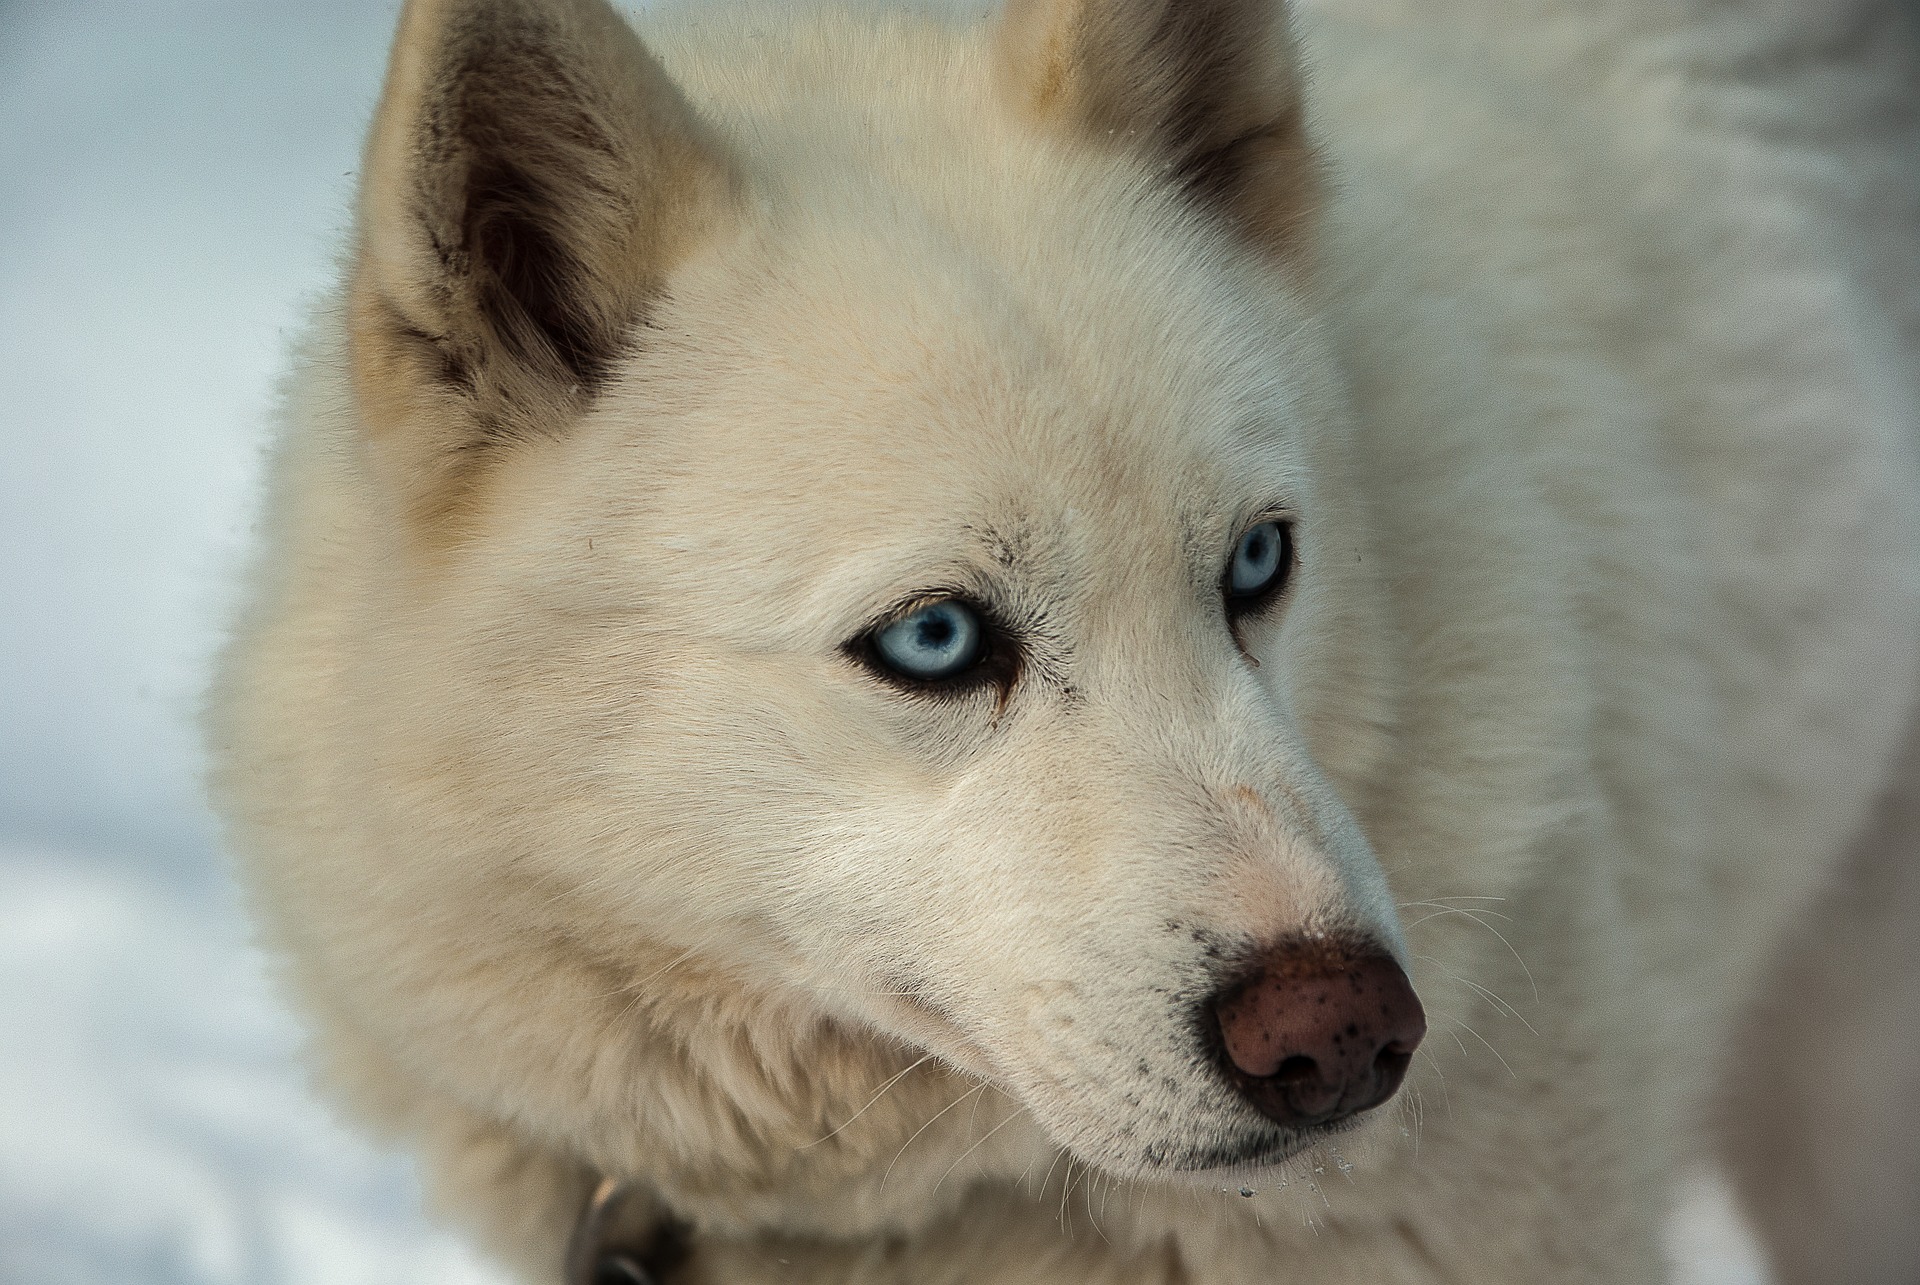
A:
349,0,736,530
997,0,1320,261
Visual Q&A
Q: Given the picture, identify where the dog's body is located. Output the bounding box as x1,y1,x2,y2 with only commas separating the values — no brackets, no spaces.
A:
209,0,1920,1280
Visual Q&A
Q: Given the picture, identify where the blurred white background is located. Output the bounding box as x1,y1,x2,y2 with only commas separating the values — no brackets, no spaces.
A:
1,3,504,1280
0,2,1771,1282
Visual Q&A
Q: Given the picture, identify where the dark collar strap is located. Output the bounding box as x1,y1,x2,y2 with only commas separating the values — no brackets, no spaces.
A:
566,1177,685,1285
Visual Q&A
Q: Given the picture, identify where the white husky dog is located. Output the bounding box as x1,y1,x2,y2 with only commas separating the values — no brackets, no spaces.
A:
209,0,1920,1279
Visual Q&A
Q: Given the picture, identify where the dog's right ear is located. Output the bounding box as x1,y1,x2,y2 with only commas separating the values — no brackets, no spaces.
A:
348,0,737,532
995,0,1319,265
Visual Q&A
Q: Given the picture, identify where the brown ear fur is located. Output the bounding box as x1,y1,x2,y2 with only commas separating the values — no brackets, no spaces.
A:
349,0,736,531
997,0,1320,262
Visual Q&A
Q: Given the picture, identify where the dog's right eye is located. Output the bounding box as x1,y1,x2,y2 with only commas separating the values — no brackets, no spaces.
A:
870,600,985,682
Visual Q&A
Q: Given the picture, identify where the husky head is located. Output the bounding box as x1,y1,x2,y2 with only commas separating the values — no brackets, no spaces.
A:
267,0,1432,1198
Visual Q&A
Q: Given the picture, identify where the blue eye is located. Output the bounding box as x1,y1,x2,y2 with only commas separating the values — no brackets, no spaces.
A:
1227,520,1292,600
872,600,985,681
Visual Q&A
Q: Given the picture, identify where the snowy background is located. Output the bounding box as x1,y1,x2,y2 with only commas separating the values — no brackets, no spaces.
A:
1,4,504,1281
0,2,1769,1282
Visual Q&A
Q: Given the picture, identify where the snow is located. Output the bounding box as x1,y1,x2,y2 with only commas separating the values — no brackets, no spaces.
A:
1,4,507,1278
0,849,510,1285
0,2,1771,1281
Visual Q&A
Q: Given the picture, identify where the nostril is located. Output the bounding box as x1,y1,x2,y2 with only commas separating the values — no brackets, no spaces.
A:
1273,1054,1318,1084
1374,1043,1414,1082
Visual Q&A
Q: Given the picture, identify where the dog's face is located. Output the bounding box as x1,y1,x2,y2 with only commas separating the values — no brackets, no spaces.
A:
578,205,1405,1176
340,0,1412,1183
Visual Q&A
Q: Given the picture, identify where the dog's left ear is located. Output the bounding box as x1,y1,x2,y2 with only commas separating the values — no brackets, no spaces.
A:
996,0,1319,263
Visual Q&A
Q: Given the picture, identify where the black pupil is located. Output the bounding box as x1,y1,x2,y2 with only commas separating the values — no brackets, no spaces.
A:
1246,529,1270,563
916,613,955,649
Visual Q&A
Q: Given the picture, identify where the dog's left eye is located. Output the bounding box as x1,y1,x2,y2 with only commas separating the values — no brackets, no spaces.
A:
1226,520,1293,605
871,600,985,681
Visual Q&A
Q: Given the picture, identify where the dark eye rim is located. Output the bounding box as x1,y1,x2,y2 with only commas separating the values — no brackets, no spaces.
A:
844,594,1021,699
1223,517,1297,620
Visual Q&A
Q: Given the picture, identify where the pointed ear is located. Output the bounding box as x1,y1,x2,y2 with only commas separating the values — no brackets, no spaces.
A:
996,0,1319,262
348,0,737,529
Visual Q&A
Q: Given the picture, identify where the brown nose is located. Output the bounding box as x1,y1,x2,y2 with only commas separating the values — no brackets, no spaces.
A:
1211,937,1426,1129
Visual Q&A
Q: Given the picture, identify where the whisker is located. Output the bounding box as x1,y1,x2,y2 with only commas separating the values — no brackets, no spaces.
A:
1412,951,1537,1034
577,925,730,1005
1447,970,1538,1035
1037,1146,1068,1203
930,1095,1024,1197
784,984,939,1000
803,1052,935,1148
1446,1014,1516,1079
596,927,741,1030
1451,910,1539,1004
1403,905,1539,1005
1402,904,1511,935
1086,1168,1111,1245
1424,1054,1453,1120
881,1081,987,1196
1098,1169,1123,1222
1401,903,1512,929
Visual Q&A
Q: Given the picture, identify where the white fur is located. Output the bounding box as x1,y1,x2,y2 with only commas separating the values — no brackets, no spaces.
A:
208,0,1920,1279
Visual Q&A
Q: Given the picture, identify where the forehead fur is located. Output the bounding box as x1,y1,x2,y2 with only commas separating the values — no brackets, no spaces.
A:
527,6,1336,625
626,2,1328,457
